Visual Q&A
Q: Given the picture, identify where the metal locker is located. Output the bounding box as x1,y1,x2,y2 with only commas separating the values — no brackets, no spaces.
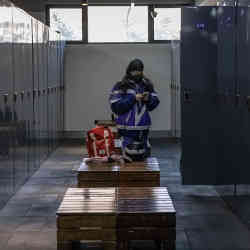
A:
237,2,250,183
12,6,31,191
37,21,46,163
171,40,181,138
216,4,238,184
47,35,53,153
181,7,219,184
43,26,49,159
0,0,65,208
22,15,34,179
32,19,40,170
0,0,15,208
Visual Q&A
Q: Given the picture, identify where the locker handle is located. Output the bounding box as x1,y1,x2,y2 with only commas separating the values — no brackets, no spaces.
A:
21,91,24,101
235,94,240,107
13,92,18,103
246,96,250,111
3,93,8,104
184,89,192,103
33,89,37,98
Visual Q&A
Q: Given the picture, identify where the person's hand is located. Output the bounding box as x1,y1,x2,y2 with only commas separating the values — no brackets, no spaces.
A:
142,92,149,102
136,93,143,101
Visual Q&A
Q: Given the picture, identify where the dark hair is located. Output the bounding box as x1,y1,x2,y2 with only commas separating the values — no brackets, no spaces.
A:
126,58,144,75
118,59,154,92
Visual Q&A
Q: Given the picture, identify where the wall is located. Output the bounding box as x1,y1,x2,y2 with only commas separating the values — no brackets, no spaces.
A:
64,43,175,138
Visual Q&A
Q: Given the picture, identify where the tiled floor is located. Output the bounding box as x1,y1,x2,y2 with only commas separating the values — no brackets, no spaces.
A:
1,141,250,250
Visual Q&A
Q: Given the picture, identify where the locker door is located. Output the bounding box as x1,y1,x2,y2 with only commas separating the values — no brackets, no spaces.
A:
216,5,238,184
43,26,49,159
171,41,181,138
0,1,15,208
37,21,46,162
181,7,219,184
237,3,250,183
12,6,29,191
23,15,33,178
32,20,40,170
47,34,53,153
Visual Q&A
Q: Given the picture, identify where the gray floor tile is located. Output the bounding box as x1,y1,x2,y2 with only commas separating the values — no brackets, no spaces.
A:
0,233,13,249
177,213,248,231
186,229,250,250
174,199,229,216
26,204,59,217
0,217,27,232
0,204,31,216
15,217,48,232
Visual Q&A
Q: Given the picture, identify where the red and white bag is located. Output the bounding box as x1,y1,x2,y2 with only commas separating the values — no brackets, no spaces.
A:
86,126,115,157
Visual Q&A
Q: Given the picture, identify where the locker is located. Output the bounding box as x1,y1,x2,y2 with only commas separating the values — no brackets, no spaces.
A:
181,3,250,185
170,41,181,138
237,3,250,183
0,0,15,208
216,5,238,184
0,0,65,209
181,7,219,184
37,21,47,163
12,6,31,191
32,19,41,170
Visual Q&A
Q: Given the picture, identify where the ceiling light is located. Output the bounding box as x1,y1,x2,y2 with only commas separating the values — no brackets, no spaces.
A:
131,1,135,8
81,1,88,6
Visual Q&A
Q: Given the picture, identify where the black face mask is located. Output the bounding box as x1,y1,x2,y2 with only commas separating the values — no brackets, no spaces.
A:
131,75,143,83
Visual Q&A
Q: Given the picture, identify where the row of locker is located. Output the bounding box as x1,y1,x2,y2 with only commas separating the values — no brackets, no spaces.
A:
181,2,250,184
0,0,65,208
170,41,181,139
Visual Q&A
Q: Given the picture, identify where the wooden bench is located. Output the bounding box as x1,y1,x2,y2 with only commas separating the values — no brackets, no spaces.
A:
77,157,160,188
57,187,176,250
117,187,176,250
57,188,117,250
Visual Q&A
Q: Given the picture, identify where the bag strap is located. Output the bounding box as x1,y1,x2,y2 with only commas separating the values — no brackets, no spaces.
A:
103,129,110,157
89,132,98,157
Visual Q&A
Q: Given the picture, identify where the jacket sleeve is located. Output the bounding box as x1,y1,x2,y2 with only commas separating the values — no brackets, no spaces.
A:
109,85,136,115
146,89,160,112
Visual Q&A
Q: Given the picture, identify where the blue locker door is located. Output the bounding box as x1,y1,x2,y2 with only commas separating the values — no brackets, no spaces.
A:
181,7,219,184
237,4,250,183
216,5,238,184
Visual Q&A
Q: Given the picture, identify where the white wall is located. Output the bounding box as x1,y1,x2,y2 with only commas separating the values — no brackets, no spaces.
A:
64,44,172,135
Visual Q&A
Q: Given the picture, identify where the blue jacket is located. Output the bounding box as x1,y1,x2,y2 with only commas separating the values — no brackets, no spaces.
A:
109,78,160,133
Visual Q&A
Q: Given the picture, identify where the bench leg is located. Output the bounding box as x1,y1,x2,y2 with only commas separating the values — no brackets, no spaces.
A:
154,240,162,250
163,240,176,250
117,240,131,250
72,241,81,248
57,241,73,250
103,241,117,250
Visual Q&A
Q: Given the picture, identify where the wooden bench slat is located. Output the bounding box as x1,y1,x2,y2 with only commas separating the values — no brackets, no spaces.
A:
57,215,116,229
58,229,116,241
117,227,176,240
117,214,176,227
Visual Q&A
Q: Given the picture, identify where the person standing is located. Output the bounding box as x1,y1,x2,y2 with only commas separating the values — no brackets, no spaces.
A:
109,58,160,162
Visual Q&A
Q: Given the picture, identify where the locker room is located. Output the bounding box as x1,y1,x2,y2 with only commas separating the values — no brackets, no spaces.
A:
1,0,250,249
